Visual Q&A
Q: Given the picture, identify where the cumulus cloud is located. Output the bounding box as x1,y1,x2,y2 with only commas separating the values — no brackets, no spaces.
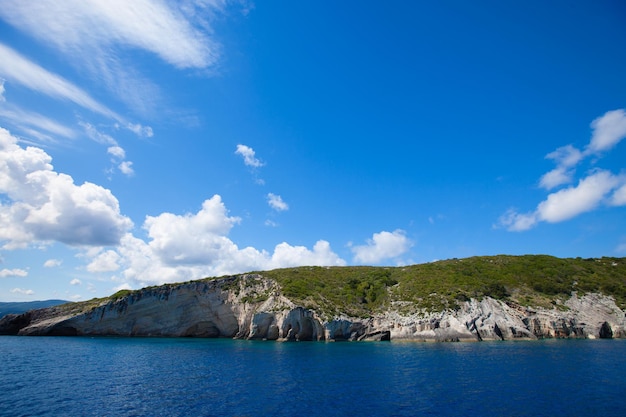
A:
351,230,412,264
235,144,264,168
70,278,81,285
0,128,133,248
268,240,345,269
267,193,288,211
144,195,241,266
0,268,28,278
43,259,62,268
73,195,347,288
86,249,121,273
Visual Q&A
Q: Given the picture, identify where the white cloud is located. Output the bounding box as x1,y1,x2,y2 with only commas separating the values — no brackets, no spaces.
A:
81,122,117,146
143,195,242,266
539,145,583,190
268,240,346,269
235,144,264,168
0,268,28,278
587,109,626,154
502,109,626,231
352,230,412,264
76,195,347,288
43,259,62,268
82,124,135,176
0,105,76,140
497,209,539,232
267,193,288,211
86,250,121,273
0,44,150,138
539,167,573,190
118,161,134,176
107,146,126,159
610,183,626,206
0,1,222,118
537,170,622,223
0,0,219,70
500,170,625,231
126,123,153,138
70,278,81,285
546,144,583,167
113,283,132,292
0,128,133,248
0,43,118,119
10,287,33,295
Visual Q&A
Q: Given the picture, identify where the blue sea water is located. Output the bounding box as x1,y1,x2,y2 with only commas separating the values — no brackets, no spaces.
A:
1,337,625,417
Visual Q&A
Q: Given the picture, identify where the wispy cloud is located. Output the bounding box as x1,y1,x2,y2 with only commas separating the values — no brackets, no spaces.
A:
0,0,219,70
0,104,77,140
0,1,223,118
81,122,135,177
0,43,118,119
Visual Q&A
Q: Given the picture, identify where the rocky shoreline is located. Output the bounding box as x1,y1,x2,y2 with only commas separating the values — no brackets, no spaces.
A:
1,274,624,341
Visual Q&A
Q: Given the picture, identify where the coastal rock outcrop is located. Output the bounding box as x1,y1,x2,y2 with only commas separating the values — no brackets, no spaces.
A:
1,274,624,342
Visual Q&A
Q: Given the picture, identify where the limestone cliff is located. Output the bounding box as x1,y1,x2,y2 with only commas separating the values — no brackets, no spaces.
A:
1,272,624,341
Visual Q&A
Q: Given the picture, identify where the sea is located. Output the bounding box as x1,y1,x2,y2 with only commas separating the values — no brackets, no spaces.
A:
1,337,624,417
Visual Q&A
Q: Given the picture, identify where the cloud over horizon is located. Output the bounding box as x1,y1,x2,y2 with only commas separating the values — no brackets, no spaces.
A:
351,230,412,264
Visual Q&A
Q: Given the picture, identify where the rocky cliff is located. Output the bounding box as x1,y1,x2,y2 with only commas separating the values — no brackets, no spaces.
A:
1,272,624,341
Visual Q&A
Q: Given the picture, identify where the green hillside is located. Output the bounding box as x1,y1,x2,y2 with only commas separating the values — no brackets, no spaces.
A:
260,255,626,317
63,255,626,319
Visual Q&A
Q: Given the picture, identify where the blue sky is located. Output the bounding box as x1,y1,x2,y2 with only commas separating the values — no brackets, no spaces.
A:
1,1,625,302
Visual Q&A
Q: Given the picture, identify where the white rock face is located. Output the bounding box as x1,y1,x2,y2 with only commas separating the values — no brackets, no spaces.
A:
2,274,625,341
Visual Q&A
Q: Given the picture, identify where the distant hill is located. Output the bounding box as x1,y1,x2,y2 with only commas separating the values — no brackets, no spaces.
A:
0,300,68,318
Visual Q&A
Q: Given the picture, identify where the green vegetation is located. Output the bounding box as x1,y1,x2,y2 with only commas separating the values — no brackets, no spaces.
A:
261,255,626,315
57,255,626,318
